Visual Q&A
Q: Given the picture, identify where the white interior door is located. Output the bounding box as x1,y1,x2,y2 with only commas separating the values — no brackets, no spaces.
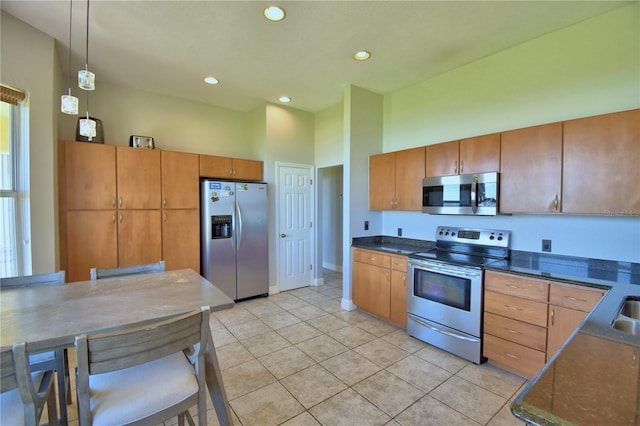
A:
278,163,314,291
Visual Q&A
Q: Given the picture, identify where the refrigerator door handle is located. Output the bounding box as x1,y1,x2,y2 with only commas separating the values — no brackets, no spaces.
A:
236,200,244,250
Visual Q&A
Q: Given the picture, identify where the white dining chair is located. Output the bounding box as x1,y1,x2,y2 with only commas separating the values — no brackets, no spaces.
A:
75,306,211,425
0,342,58,426
1,271,71,425
90,260,165,280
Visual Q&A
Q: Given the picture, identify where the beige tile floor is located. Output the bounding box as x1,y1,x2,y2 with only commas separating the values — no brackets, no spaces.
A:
63,269,527,426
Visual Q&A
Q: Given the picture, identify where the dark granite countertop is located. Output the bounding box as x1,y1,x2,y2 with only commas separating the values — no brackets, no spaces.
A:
351,236,640,425
351,236,435,255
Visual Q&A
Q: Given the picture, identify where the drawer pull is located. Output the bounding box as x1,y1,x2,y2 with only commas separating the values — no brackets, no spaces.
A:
565,296,587,303
506,328,520,334
507,285,521,289
505,305,523,311
506,353,518,359
367,256,375,261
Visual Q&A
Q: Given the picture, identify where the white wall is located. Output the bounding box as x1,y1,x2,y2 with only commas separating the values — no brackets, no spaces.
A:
377,3,640,262
342,85,383,309
58,81,257,158
1,12,58,274
320,166,343,271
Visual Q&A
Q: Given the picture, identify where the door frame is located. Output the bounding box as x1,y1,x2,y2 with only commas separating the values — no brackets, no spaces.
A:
275,161,315,293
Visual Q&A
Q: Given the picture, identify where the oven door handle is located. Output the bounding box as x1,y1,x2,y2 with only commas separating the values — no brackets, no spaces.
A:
470,175,478,214
409,262,481,278
407,313,478,342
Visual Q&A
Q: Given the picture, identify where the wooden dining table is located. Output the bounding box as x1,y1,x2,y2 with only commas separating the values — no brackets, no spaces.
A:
0,268,235,426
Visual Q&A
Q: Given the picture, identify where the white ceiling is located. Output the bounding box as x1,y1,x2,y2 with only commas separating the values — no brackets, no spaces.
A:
1,1,631,113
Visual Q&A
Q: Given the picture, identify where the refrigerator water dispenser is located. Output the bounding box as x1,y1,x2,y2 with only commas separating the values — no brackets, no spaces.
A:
211,215,232,239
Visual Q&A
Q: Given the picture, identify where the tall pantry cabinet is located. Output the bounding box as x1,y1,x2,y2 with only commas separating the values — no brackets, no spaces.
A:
59,141,199,282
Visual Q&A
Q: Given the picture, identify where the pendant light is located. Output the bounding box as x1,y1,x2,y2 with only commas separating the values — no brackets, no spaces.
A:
78,0,95,91
78,0,96,139
61,0,78,114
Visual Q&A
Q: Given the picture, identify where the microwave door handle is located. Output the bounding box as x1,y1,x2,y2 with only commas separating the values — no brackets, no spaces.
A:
470,175,478,213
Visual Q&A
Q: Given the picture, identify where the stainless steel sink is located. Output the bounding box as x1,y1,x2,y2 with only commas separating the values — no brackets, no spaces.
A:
612,298,640,336
621,300,640,320
613,319,640,336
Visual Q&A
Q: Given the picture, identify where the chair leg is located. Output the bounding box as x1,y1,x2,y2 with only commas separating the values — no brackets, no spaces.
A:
46,383,58,426
54,349,69,425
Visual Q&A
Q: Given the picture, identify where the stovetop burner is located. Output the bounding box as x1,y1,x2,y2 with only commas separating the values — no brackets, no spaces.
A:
409,226,511,267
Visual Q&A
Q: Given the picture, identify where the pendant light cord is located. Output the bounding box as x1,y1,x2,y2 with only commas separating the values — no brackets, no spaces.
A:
68,0,73,95
85,0,90,71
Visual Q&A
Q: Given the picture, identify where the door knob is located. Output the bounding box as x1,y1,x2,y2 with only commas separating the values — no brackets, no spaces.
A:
280,233,287,238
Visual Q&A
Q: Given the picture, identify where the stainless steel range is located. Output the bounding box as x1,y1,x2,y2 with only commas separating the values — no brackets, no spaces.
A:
407,226,511,364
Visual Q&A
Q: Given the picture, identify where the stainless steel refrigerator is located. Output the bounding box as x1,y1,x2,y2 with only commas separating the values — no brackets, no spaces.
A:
201,180,268,301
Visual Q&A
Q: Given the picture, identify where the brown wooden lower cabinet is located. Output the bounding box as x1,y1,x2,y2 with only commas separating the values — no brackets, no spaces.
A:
352,248,407,327
162,209,200,273
483,270,605,379
483,333,546,379
66,210,118,282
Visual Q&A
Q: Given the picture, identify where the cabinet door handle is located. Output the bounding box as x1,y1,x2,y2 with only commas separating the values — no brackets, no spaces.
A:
460,159,464,174
163,198,167,207
505,353,518,359
505,304,523,311
386,271,390,281
554,194,559,211
565,296,586,303
119,197,123,207
112,213,116,223
550,308,555,326
163,212,167,221
453,160,458,174
112,198,116,208
119,213,123,223
506,328,520,334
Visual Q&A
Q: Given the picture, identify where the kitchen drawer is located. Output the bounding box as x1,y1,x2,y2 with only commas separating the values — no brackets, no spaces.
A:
485,291,548,327
485,270,549,302
484,333,546,379
549,283,604,312
390,254,407,272
353,248,391,269
484,311,547,352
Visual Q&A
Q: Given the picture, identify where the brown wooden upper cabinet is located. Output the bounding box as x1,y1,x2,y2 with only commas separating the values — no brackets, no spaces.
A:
562,109,640,216
116,147,161,210
500,123,563,214
161,151,200,209
64,141,117,210
199,154,263,181
425,133,500,177
369,147,425,211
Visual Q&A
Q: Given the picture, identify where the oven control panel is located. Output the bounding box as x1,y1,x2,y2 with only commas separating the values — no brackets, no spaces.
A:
436,226,510,248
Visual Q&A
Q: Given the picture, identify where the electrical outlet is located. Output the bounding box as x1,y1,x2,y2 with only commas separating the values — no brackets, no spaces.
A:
364,220,369,231
542,239,552,252
397,228,403,236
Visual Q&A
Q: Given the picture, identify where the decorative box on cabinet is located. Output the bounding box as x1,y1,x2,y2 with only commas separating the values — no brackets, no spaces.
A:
369,147,424,211
199,154,263,181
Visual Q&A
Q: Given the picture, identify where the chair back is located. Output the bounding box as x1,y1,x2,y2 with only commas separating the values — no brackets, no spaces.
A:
0,342,57,426
90,260,165,280
1,271,66,288
75,306,210,425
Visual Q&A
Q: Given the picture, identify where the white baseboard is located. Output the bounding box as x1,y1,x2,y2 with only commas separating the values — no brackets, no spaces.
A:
268,285,280,295
341,298,357,311
312,277,324,287
322,262,343,273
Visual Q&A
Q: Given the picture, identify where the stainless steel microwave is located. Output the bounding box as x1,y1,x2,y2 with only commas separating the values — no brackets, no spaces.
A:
422,172,499,215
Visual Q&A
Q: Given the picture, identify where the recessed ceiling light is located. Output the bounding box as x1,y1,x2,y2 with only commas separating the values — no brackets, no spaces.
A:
204,76,219,85
353,50,371,61
264,6,286,21
278,96,291,103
